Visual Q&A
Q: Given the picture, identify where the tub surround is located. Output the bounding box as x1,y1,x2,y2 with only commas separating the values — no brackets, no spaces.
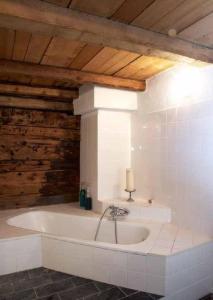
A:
0,203,212,299
74,85,138,212
131,65,213,237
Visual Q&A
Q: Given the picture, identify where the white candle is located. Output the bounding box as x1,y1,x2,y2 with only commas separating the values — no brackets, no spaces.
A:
126,168,134,191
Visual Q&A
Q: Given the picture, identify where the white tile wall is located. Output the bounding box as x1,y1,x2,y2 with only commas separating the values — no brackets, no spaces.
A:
131,65,213,237
0,235,42,275
42,235,213,299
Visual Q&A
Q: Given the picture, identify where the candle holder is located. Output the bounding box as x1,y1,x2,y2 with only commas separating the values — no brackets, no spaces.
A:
125,189,136,202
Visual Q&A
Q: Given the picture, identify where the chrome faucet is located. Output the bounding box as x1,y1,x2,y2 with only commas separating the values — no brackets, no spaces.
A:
108,205,129,219
94,205,129,244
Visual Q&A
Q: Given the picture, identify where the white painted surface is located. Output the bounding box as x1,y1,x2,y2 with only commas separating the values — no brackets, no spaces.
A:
73,85,138,115
132,65,213,237
80,111,99,211
1,204,212,299
0,235,41,275
98,110,131,201
7,211,150,245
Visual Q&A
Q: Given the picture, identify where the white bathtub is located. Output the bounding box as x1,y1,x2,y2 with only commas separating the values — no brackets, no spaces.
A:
5,205,213,299
7,211,150,245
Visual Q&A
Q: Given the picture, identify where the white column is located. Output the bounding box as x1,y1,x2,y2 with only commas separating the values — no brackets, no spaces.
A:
74,85,138,212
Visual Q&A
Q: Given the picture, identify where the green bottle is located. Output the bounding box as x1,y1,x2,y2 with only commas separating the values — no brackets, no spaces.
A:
79,183,86,208
85,187,92,210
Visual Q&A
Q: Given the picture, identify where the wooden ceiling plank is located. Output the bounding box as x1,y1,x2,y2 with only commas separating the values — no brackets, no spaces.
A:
12,30,31,61
82,47,119,73
41,37,86,67
70,0,125,18
111,0,155,24
180,13,213,48
115,56,151,78
131,0,184,29
24,34,52,64
150,0,213,34
44,0,71,7
0,60,146,91
131,59,175,80
69,44,103,70
104,52,141,75
0,83,78,99
0,1,211,63
0,28,15,59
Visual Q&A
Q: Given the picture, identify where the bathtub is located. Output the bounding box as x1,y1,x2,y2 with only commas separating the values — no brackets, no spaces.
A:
7,211,150,245
5,205,213,299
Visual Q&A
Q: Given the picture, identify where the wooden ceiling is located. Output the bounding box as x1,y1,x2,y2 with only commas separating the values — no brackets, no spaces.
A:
45,0,213,49
0,0,212,91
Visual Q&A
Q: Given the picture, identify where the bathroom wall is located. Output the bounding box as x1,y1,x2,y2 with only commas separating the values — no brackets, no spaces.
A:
0,107,80,209
132,64,213,236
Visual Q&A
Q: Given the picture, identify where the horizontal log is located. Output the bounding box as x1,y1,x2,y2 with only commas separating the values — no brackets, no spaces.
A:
0,125,80,141
0,160,79,173
0,95,74,111
0,60,146,91
0,83,78,100
0,193,78,209
0,107,80,129
0,136,80,160
0,0,212,63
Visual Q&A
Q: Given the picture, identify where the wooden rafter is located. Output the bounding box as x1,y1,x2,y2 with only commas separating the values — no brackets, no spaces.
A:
0,95,74,111
0,60,146,91
0,0,212,63
0,83,78,100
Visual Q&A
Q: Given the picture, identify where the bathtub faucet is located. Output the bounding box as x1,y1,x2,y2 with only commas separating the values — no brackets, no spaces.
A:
94,205,129,244
108,205,129,219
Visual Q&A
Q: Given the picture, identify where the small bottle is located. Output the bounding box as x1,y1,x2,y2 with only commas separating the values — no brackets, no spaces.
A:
85,187,92,210
79,183,86,208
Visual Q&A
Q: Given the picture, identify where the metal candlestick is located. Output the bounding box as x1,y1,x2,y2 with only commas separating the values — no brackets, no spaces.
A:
125,189,136,202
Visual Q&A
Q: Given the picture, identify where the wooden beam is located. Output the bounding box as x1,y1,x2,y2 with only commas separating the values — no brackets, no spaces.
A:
0,83,78,100
0,60,146,91
0,0,212,63
0,95,73,111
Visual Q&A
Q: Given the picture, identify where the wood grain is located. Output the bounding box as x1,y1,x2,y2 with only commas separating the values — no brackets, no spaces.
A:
0,106,80,209
0,60,146,91
70,0,125,17
0,95,74,112
0,0,211,63
0,83,79,100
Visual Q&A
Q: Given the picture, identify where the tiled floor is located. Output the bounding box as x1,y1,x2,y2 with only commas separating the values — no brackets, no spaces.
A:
0,268,212,300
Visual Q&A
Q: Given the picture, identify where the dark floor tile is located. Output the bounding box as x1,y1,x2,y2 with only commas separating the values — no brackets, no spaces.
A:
0,282,14,296
37,294,60,300
13,274,52,291
28,268,53,279
85,287,125,300
120,287,138,296
93,281,113,292
50,271,72,282
72,276,92,287
0,289,36,300
59,282,98,300
148,293,163,299
0,271,29,285
125,292,153,300
199,295,213,300
35,278,74,297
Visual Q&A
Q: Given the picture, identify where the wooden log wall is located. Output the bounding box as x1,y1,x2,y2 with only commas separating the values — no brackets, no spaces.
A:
0,105,80,209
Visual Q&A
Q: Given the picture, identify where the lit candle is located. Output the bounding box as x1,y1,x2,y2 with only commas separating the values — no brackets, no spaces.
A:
126,168,134,191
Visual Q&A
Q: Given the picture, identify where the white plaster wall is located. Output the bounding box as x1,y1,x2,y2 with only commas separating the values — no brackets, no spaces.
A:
98,110,131,201
80,112,98,211
131,65,213,236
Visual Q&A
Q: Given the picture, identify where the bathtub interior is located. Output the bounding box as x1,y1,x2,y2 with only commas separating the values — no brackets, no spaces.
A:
7,211,150,245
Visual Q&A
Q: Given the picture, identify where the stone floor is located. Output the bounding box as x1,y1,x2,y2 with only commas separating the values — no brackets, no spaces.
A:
0,268,212,300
